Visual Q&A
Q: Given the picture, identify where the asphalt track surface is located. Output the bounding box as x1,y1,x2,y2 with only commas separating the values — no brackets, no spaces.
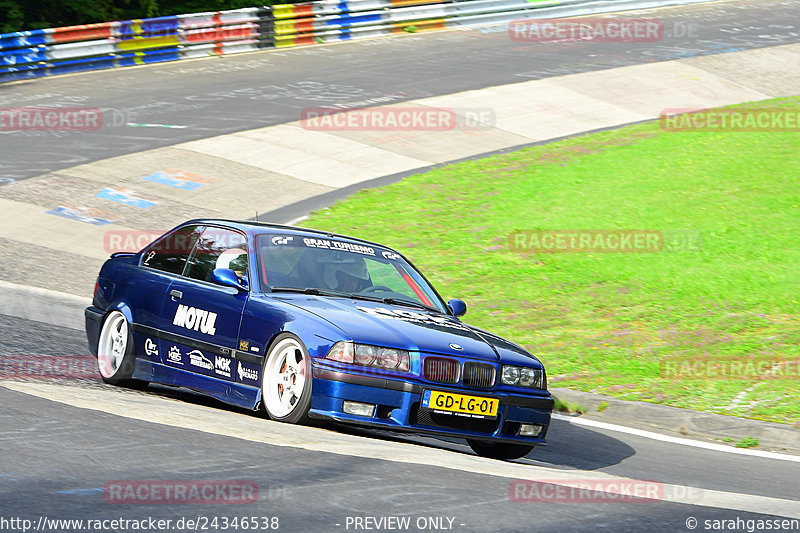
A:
1,0,800,181
1,0,800,531
2,314,800,532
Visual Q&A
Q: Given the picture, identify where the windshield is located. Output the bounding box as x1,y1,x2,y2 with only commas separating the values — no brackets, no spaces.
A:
256,234,447,313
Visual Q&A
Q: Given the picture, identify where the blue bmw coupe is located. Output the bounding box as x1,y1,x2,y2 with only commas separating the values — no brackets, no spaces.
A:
85,219,553,460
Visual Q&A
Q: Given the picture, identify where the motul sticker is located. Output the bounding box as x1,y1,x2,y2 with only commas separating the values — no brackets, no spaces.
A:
173,305,217,335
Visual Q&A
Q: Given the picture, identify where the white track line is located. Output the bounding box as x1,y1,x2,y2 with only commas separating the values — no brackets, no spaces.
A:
552,414,800,462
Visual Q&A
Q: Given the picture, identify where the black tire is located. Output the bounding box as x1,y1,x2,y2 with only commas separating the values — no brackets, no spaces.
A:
261,334,312,424
467,439,534,460
96,310,137,386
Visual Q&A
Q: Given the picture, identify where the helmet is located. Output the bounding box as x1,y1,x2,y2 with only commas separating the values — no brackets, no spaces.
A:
216,248,248,273
323,256,369,291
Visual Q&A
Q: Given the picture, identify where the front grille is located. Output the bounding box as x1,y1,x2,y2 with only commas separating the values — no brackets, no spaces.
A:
424,356,459,384
462,362,495,388
411,403,499,434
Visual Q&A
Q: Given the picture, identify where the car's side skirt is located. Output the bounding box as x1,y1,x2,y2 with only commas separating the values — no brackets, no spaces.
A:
133,358,262,411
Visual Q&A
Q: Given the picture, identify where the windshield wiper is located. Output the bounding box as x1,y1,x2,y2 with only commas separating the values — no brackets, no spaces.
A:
269,286,350,298
380,297,439,312
351,293,439,312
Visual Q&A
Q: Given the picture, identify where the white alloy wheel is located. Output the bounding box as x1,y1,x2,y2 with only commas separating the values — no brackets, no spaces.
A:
97,311,133,383
262,336,312,423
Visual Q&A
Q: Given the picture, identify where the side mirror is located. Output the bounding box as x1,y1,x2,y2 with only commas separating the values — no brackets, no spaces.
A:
212,268,247,291
448,298,467,317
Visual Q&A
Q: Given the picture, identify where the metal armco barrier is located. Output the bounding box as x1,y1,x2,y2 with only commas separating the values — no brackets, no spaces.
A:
0,8,270,82
0,0,711,83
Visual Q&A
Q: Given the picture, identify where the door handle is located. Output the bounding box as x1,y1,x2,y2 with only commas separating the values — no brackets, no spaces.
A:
170,289,183,300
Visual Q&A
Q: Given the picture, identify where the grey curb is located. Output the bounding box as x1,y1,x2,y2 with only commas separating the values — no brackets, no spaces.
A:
255,119,655,225
0,280,89,331
551,387,800,455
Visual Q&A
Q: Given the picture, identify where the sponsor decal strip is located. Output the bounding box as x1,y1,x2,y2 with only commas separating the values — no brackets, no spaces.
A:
130,324,263,365
301,237,376,256
271,235,403,263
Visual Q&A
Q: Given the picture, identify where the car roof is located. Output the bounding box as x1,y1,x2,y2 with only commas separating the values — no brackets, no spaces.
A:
183,218,392,251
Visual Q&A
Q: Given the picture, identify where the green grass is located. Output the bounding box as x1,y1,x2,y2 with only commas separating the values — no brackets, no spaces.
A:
553,398,587,414
302,97,800,424
735,436,760,448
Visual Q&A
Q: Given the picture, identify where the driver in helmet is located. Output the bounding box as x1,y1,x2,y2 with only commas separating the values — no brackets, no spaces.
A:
216,248,249,280
324,257,370,293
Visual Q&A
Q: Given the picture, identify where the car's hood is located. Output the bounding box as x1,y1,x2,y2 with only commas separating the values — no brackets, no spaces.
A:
273,295,501,361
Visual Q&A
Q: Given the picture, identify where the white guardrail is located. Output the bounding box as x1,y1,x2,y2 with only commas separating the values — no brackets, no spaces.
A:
0,0,712,83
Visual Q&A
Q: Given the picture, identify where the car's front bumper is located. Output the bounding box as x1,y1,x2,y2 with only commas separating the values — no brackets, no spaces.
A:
309,364,553,445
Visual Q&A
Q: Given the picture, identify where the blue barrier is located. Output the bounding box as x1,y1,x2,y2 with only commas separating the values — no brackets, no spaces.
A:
115,16,180,39
0,30,50,50
0,47,48,67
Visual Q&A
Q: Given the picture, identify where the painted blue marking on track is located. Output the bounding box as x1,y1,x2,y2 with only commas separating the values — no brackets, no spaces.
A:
46,206,114,226
96,188,157,209
141,171,203,191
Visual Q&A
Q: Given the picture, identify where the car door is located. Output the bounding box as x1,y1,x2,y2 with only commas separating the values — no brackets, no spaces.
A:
159,225,249,383
133,224,204,365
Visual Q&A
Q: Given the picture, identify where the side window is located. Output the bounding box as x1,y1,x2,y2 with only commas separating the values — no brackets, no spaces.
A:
142,225,203,275
185,227,248,283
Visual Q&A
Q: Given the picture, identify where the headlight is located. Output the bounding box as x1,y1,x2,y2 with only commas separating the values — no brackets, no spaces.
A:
519,367,536,387
377,347,401,369
502,365,543,389
326,341,410,372
326,341,352,363
502,366,520,385
354,344,377,365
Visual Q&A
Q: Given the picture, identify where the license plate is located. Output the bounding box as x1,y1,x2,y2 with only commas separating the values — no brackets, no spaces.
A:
421,390,499,419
